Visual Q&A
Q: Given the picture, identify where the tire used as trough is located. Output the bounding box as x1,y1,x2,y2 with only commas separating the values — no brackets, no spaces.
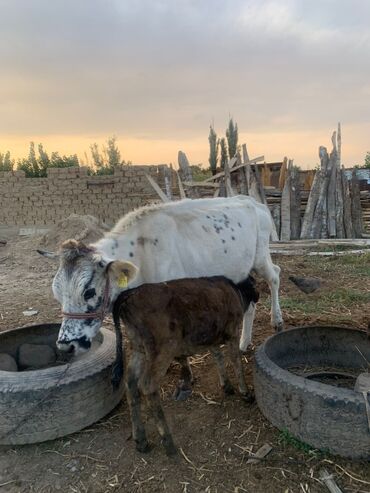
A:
254,325,370,460
0,323,124,445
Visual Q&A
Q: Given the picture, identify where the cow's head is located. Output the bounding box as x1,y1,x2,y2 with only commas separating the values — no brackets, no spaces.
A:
38,239,138,354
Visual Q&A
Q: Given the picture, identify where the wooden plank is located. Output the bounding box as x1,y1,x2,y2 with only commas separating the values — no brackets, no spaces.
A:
203,155,264,183
311,146,331,238
224,158,236,197
237,150,248,195
335,166,345,238
319,468,343,493
178,151,198,198
175,170,187,199
301,168,321,239
290,164,301,240
163,166,173,200
278,157,288,190
351,170,364,237
342,169,353,238
327,131,337,237
242,144,251,192
203,157,237,182
270,248,369,257
246,444,273,464
145,174,170,203
280,162,291,241
183,182,220,188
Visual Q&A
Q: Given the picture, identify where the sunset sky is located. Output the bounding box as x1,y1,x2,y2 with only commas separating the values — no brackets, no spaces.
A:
1,0,369,169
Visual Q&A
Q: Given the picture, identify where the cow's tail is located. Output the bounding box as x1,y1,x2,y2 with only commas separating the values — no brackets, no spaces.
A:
236,276,260,312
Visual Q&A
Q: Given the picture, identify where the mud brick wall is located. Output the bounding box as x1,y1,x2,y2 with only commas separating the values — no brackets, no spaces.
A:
0,165,178,227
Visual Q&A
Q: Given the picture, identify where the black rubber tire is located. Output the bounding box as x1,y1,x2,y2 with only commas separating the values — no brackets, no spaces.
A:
254,326,370,460
0,323,124,445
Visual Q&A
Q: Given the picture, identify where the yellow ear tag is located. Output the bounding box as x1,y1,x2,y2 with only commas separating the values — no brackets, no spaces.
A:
118,274,128,288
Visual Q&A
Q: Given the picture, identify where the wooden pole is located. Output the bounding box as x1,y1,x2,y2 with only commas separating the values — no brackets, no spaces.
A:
300,168,321,239
280,161,291,241
242,144,251,192
224,158,235,197
178,151,198,198
278,157,288,190
342,169,353,238
290,163,302,240
327,131,337,238
351,170,364,237
335,124,345,238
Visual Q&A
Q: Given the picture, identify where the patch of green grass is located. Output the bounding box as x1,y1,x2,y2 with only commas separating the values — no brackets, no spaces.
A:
278,430,327,457
306,252,370,277
264,288,370,315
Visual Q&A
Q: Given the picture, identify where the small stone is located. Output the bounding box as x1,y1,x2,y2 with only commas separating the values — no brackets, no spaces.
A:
18,343,56,369
0,353,18,372
22,309,38,316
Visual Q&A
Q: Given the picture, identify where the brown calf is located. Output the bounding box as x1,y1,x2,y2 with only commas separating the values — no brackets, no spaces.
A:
113,275,259,456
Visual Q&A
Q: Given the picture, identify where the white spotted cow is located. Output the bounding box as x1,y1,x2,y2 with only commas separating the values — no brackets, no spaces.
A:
38,196,283,355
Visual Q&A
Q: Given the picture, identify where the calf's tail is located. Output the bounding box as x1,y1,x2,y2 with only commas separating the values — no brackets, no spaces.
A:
111,300,125,390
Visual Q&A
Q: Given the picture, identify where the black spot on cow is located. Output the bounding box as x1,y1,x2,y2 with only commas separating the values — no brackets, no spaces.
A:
202,225,209,232
224,249,227,254
129,252,134,257
231,227,234,232
221,239,226,244
130,240,135,246
231,236,235,241
238,222,242,228
84,288,96,301
206,215,210,219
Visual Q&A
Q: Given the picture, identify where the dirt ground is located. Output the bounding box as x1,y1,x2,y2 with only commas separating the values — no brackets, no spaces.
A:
0,231,370,493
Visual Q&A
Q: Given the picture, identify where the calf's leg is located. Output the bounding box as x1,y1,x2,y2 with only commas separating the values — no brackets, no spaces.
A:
145,390,177,456
173,356,193,401
211,348,234,395
126,352,149,453
227,338,254,403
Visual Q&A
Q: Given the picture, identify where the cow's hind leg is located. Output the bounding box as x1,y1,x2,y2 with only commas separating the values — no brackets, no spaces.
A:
126,352,149,453
211,348,235,395
173,356,193,401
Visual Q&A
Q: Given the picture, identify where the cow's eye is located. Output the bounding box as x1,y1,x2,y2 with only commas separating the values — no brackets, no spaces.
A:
84,288,96,301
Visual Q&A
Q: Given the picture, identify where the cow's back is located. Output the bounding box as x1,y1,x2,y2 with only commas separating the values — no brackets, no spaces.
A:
98,197,266,287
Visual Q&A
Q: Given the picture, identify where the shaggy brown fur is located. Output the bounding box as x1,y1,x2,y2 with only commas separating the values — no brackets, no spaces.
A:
113,275,259,456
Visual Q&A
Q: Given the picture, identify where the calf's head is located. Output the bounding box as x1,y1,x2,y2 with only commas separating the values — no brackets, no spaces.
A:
38,239,137,354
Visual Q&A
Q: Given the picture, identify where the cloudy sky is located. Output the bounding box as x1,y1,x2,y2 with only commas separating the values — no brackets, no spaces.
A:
0,0,369,168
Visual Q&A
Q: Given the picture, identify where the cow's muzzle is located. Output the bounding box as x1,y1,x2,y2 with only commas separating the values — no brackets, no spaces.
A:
57,336,92,354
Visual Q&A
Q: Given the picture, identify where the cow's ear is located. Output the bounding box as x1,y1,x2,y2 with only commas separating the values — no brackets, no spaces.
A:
37,249,60,260
107,260,138,288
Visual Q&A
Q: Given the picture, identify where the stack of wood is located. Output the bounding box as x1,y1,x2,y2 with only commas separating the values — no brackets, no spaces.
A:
277,158,301,241
360,190,370,233
301,124,363,239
